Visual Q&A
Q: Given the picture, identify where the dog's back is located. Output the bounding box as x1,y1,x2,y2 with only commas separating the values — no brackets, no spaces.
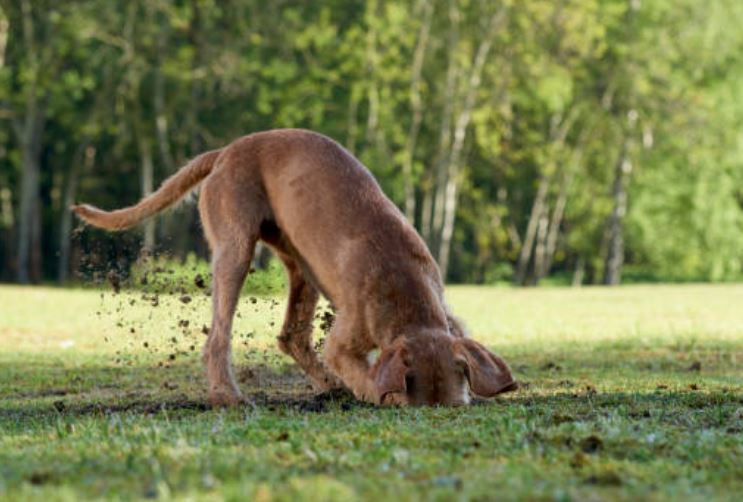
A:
250,130,444,321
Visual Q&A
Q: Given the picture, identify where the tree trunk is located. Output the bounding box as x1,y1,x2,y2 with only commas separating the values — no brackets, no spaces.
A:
57,153,80,284
436,6,506,278
0,186,13,280
154,74,173,171
14,0,45,283
30,191,42,282
514,175,550,285
437,174,459,278
420,181,435,244
603,146,632,285
16,116,44,283
531,210,549,284
0,187,12,229
186,2,203,156
0,14,7,68
58,145,95,283
364,1,381,150
167,3,205,260
401,0,433,223
138,137,156,252
425,1,460,252
153,26,173,172
500,185,522,253
572,256,585,287
538,176,568,280
513,107,578,285
535,156,579,281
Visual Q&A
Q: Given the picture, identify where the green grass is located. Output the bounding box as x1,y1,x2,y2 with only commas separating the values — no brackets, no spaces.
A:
1,284,741,501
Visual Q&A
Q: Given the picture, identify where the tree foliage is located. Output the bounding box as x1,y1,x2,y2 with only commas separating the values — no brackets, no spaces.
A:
1,0,742,285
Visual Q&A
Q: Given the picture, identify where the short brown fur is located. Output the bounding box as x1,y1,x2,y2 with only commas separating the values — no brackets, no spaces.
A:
73,129,516,406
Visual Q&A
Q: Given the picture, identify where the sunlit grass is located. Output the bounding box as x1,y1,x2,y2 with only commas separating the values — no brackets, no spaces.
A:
1,284,741,501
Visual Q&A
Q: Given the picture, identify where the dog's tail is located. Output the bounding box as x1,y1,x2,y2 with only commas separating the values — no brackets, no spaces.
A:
71,149,222,231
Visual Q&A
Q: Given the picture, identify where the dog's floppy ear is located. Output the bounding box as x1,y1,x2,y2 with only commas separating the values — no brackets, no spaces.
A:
453,338,517,397
369,342,409,404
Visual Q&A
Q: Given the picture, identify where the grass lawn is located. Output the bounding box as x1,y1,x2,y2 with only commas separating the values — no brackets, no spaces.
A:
0,283,741,501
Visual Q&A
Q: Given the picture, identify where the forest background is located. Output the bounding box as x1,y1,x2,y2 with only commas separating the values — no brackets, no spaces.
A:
1,0,742,287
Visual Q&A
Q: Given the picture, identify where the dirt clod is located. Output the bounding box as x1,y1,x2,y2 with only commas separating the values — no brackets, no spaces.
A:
552,413,575,425
319,309,336,334
276,431,290,441
584,471,622,486
580,435,603,453
107,270,121,294
28,471,53,485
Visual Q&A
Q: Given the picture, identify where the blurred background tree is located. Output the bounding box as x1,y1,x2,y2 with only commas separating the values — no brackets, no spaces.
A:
1,0,741,286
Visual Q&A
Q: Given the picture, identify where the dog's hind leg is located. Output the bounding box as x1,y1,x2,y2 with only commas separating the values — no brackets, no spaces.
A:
199,171,265,406
203,242,255,406
273,250,341,391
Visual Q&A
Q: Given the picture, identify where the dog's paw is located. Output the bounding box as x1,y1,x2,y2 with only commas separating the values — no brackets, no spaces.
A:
208,389,248,408
380,392,409,407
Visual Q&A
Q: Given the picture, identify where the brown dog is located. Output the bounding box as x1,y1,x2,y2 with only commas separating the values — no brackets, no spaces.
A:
73,129,516,406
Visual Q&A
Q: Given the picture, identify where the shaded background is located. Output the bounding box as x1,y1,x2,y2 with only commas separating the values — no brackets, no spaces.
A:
1,0,742,286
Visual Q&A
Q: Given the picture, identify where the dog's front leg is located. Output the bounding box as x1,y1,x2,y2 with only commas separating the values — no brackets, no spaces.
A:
275,253,342,391
323,316,377,403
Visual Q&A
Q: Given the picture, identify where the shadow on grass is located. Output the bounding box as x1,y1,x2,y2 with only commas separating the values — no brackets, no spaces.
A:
1,351,741,425
2,388,741,436
0,359,373,421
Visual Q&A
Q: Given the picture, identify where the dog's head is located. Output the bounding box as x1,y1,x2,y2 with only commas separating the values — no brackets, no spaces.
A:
369,332,517,406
